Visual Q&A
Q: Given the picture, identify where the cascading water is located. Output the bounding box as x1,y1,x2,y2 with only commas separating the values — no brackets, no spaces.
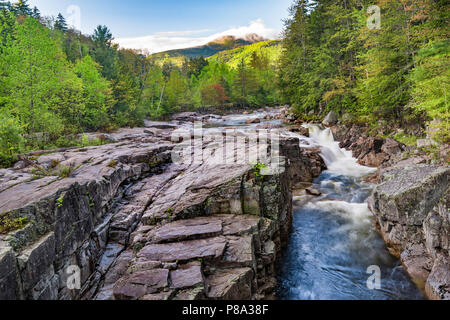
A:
277,125,424,300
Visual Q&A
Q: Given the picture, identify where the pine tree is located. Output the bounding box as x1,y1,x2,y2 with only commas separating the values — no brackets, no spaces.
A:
92,25,113,47
31,6,39,19
11,0,31,16
0,1,11,11
54,13,68,32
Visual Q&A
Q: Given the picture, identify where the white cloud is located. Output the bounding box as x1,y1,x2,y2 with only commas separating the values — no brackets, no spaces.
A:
114,19,280,54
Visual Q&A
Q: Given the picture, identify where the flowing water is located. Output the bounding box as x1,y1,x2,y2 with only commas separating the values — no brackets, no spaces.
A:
277,126,424,300
205,111,424,300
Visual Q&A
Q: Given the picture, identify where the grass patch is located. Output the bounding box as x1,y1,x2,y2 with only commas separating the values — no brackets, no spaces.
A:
394,132,418,147
0,213,28,235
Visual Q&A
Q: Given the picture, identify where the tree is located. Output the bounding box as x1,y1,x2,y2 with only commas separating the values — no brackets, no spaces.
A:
11,0,31,16
0,1,11,11
182,56,208,78
31,6,39,19
409,40,449,142
91,25,117,79
201,83,229,107
92,25,113,47
234,58,257,107
163,69,189,113
54,13,67,31
74,55,114,130
2,17,83,136
249,51,269,71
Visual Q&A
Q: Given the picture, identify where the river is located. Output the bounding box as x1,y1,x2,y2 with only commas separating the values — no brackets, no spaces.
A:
277,126,424,300
207,110,424,300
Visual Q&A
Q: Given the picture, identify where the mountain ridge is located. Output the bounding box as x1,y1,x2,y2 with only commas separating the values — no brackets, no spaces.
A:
149,33,275,61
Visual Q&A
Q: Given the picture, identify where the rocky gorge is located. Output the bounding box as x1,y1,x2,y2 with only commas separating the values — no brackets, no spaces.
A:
0,108,448,300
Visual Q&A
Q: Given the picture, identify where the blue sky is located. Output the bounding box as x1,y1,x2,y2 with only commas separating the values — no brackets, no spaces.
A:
28,0,293,53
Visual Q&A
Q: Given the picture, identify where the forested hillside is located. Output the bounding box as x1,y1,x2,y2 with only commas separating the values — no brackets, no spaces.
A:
209,40,282,69
279,0,449,143
0,1,281,167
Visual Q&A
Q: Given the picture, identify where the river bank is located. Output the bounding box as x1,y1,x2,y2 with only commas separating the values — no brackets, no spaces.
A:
0,108,448,300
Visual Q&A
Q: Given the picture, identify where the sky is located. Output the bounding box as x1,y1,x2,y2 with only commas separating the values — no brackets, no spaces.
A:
28,0,293,53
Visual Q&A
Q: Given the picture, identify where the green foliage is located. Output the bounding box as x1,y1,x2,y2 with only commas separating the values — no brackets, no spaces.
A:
394,132,418,147
209,40,282,69
56,194,64,208
74,55,113,130
54,13,67,32
0,213,28,234
55,164,74,178
0,110,23,156
409,40,449,143
252,162,267,179
280,0,449,140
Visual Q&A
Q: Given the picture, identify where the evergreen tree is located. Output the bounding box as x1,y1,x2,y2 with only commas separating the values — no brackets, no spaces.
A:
91,25,117,79
31,6,39,19
0,1,11,11
54,13,68,32
92,25,113,47
11,0,31,16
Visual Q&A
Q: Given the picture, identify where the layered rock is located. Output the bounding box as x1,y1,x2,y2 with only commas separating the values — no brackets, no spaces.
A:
0,127,175,300
0,119,323,300
332,125,405,168
369,164,450,300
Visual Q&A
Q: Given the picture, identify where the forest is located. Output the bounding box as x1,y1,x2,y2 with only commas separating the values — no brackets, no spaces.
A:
0,0,448,168
0,0,280,166
280,0,449,144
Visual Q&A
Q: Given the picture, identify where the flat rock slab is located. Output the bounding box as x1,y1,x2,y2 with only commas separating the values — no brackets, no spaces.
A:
150,217,223,243
113,268,169,300
170,262,204,290
222,236,255,268
137,237,227,263
379,165,449,196
206,268,253,300
371,165,449,225
221,215,261,236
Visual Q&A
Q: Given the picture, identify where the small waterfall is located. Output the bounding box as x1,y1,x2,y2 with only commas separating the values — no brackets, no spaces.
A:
303,125,377,178
277,124,424,300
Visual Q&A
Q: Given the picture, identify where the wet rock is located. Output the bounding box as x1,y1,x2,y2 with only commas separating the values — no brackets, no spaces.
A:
245,118,261,124
171,112,199,122
306,187,322,196
332,124,405,168
289,126,309,137
222,236,255,268
17,233,56,297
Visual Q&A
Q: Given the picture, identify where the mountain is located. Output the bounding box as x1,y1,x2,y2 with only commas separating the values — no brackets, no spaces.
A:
149,33,271,64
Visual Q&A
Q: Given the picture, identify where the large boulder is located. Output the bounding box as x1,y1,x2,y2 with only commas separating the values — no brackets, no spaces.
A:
322,111,338,126
369,164,450,299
